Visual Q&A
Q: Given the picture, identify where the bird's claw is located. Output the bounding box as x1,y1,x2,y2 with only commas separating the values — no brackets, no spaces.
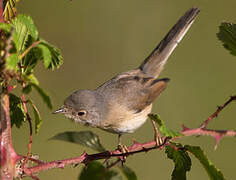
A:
117,144,129,164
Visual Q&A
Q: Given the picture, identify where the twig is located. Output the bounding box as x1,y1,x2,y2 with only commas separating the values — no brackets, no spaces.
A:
182,95,236,149
182,126,236,149
19,155,44,165
200,95,236,128
21,93,33,170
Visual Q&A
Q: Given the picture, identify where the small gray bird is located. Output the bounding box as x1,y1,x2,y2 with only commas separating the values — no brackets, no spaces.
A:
54,8,200,148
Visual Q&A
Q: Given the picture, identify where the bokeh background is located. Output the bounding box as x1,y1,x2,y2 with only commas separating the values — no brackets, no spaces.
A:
12,0,236,179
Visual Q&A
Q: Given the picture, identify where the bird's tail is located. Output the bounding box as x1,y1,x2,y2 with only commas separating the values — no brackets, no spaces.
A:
139,8,200,78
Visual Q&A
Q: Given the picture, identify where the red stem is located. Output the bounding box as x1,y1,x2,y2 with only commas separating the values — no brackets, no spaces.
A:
23,138,169,176
200,95,236,128
182,95,236,148
1,92,18,179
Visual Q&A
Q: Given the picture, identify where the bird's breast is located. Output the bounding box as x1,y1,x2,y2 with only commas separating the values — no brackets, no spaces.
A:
99,104,152,134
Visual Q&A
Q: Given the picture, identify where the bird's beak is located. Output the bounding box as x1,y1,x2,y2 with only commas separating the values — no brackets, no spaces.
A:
52,107,66,114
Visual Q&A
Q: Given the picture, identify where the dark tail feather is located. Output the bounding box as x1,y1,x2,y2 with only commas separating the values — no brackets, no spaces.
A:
139,8,200,78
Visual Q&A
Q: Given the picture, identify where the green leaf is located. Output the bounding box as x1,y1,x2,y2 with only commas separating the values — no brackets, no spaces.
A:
9,93,26,128
50,131,106,152
149,114,182,137
165,143,191,180
39,40,63,70
22,43,42,74
185,145,225,180
31,83,52,109
0,23,11,31
5,53,19,71
119,165,137,180
79,161,122,180
37,44,52,69
11,14,38,53
29,101,42,134
217,22,236,56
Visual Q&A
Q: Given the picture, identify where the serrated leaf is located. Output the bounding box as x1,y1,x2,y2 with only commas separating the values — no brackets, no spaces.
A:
39,40,63,70
22,43,41,74
12,14,38,40
185,145,225,180
119,165,137,180
29,102,42,134
50,131,106,152
79,161,122,180
9,93,26,128
30,83,52,109
165,143,191,180
37,44,52,69
149,114,182,137
11,14,38,53
217,22,236,56
5,53,19,71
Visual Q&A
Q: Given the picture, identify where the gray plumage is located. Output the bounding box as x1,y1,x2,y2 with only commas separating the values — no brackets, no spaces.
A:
54,8,200,135
139,8,199,78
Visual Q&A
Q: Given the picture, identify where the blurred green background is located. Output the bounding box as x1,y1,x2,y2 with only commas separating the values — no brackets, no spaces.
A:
12,0,236,179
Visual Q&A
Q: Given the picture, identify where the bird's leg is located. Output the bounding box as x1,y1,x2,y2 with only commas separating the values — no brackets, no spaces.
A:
151,119,163,146
118,134,122,148
118,134,129,152
117,134,129,163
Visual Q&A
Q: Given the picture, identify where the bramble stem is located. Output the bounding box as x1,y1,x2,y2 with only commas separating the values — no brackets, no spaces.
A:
1,91,17,180
200,96,236,128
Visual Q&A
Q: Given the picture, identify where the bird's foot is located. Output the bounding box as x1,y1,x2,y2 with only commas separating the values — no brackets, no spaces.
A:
117,144,129,164
154,132,163,147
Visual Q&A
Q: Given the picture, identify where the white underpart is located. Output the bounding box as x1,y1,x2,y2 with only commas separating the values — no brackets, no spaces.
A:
116,105,152,134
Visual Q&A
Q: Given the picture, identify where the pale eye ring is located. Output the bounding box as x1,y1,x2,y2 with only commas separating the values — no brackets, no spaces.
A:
77,110,86,116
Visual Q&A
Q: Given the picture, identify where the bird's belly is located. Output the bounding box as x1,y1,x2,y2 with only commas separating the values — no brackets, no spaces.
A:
101,104,152,134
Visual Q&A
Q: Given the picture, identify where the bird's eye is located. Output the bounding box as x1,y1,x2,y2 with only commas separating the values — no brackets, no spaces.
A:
78,110,86,116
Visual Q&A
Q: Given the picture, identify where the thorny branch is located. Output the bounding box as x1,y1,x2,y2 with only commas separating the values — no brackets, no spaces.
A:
182,95,236,149
200,95,236,128
18,95,236,179
21,137,170,177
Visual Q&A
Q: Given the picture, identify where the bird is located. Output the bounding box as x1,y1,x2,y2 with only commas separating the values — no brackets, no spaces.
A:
53,8,200,150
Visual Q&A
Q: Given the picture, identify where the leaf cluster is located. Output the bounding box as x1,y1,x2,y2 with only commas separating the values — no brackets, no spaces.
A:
0,14,63,133
149,114,225,180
